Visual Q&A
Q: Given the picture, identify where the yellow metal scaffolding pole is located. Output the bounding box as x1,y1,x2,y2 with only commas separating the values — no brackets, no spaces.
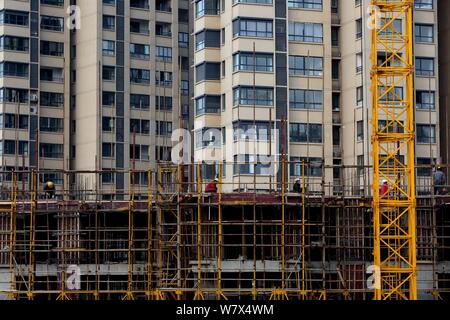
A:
194,163,204,300
123,170,135,300
8,172,17,299
371,0,417,300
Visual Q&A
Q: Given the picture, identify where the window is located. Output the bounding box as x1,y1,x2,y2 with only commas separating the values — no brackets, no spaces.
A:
416,90,435,110
356,87,364,107
195,30,220,50
195,128,221,148
156,121,172,136
130,94,150,109
417,157,435,177
290,123,323,143
196,62,220,82
156,46,172,62
415,24,434,43
156,96,173,111
288,22,323,43
102,143,115,158
233,154,273,176
233,52,273,72
357,121,364,141
233,18,273,38
40,92,64,107
178,32,189,47
155,71,172,86
416,57,434,76
103,15,115,30
414,0,433,10
378,86,403,104
0,114,28,129
331,26,339,46
289,56,323,76
40,143,63,158
0,88,28,103
156,22,172,37
356,19,362,39
102,66,115,81
181,81,189,96
0,140,28,156
379,19,402,36
103,40,115,56
195,0,220,17
417,124,436,144
130,19,149,34
233,86,274,106
0,36,29,51
103,92,115,107
40,67,64,82
289,89,323,110
332,92,340,111
130,119,150,134
356,53,363,73
288,0,322,9
196,95,221,115
102,117,114,132
41,40,64,56
40,15,64,31
290,157,323,177
233,121,272,141
130,43,149,59
0,62,29,77
0,10,29,26
40,117,63,133
130,68,150,84
332,60,339,79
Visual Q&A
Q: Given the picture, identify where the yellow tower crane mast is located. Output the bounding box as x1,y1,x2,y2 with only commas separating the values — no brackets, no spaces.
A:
371,0,417,300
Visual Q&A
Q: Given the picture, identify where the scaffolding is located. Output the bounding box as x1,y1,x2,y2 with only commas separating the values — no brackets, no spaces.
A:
0,163,449,300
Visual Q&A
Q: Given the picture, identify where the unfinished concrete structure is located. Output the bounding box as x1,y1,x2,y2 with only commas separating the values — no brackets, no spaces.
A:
0,163,449,300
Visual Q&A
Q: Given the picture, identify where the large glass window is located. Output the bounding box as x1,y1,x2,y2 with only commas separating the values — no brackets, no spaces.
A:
289,89,323,110
233,86,274,106
417,124,436,144
288,0,322,9
290,123,323,143
288,22,323,43
233,18,273,38
289,56,323,76
233,52,273,72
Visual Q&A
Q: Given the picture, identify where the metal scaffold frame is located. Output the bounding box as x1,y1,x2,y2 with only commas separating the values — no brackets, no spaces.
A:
371,0,417,300
0,162,449,300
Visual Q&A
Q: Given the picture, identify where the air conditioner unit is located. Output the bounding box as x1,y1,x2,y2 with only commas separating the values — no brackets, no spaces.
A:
30,106,37,115
30,94,39,102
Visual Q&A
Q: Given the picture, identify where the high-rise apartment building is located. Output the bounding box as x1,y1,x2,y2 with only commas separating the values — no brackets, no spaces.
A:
0,0,71,188
73,0,192,198
193,0,439,192
0,0,193,198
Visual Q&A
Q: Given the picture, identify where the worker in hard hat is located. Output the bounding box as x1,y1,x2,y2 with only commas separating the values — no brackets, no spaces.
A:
293,178,302,193
44,180,56,199
381,180,389,198
205,177,218,193
434,166,447,195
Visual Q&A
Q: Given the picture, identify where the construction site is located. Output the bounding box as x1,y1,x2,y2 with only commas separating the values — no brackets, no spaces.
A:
0,0,448,302
0,162,449,301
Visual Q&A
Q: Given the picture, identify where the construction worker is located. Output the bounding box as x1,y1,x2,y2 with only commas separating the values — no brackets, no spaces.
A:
293,178,302,193
44,180,56,199
205,178,218,193
434,166,447,196
381,180,389,198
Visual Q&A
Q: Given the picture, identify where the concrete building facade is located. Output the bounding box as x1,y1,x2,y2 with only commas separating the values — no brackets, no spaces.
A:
0,0,193,198
192,0,440,193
